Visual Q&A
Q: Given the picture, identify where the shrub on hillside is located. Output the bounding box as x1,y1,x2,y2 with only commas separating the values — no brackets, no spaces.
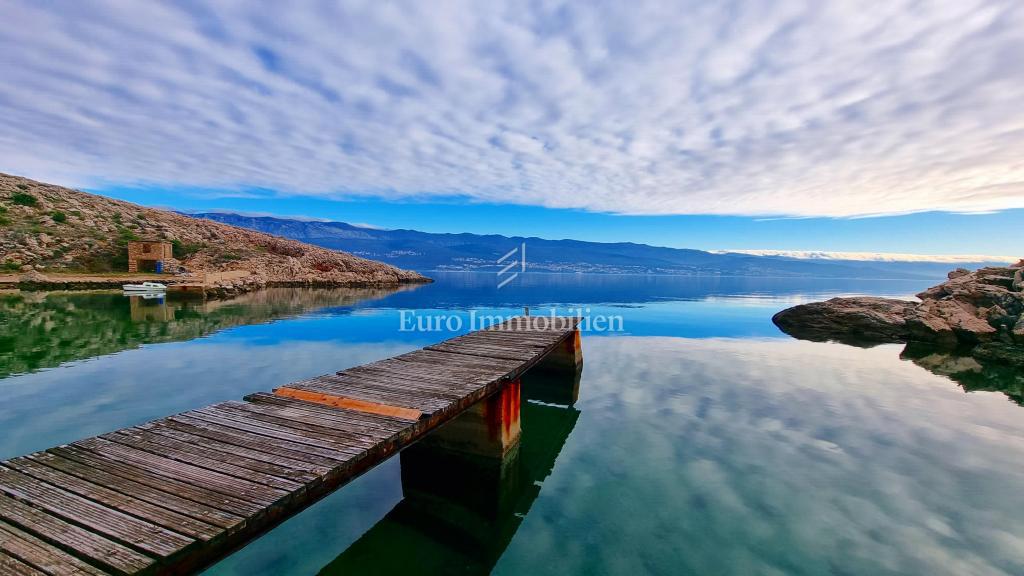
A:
172,239,205,259
11,192,37,207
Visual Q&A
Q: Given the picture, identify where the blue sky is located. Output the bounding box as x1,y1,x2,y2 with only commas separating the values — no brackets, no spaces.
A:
3,1,1023,258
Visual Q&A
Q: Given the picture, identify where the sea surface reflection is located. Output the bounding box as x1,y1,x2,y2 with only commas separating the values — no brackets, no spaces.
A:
1,272,1022,575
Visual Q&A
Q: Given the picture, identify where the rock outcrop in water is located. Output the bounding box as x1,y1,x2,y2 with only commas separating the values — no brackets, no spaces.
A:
772,261,1024,366
770,296,913,345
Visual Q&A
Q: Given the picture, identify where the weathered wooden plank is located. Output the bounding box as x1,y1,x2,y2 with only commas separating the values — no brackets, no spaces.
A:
47,446,266,518
295,374,455,409
100,429,305,492
3,458,221,542
0,520,109,575
0,552,48,576
393,349,525,372
276,379,448,415
441,335,555,351
387,352,524,379
344,367,492,391
437,327,566,344
425,340,543,356
296,374,454,408
433,336,552,353
26,452,244,531
244,393,432,436
473,325,565,338
339,366,497,398
70,439,288,509
486,316,580,331
196,404,387,448
308,376,462,410
361,350,515,375
172,412,363,462
307,374,464,408
242,393,413,433
158,417,348,469
335,367,470,394
372,348,519,371
273,387,424,420
340,364,490,393
186,406,377,457
350,366,495,387
0,465,195,560
236,394,413,436
209,402,400,446
425,344,539,361
0,493,155,575
137,422,324,481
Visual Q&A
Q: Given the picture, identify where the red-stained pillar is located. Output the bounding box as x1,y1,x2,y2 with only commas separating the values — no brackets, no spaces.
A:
534,328,584,375
420,379,521,460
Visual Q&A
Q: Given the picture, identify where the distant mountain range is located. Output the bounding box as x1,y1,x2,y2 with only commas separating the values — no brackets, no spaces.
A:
189,212,1006,280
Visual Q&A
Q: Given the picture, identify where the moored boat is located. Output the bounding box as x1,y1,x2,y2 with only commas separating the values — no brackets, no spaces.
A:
122,281,167,292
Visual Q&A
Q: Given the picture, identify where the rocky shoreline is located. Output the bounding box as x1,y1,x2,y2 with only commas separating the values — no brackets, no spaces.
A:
773,261,1024,367
3,269,431,300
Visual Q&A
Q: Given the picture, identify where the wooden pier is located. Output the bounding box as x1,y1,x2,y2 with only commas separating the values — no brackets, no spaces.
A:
0,317,582,575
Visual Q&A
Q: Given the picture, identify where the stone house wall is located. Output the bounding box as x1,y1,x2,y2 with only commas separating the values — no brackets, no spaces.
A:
127,240,174,273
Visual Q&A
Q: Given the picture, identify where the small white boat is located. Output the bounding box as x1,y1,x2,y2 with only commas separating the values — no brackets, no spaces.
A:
122,281,167,292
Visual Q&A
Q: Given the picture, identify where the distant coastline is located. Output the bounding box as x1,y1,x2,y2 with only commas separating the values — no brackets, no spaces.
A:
192,212,1010,281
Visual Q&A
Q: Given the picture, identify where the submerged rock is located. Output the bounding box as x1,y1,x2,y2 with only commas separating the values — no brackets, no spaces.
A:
773,261,1024,367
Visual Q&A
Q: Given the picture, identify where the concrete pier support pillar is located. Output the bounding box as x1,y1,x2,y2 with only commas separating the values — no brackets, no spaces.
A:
531,328,583,376
419,379,521,460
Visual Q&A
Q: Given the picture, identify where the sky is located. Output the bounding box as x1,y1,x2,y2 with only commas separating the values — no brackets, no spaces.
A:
2,1,1023,257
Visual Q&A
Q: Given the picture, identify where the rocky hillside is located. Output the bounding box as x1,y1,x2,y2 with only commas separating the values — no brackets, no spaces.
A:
0,173,428,288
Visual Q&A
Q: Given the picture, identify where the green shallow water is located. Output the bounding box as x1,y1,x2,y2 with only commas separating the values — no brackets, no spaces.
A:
1,273,1022,575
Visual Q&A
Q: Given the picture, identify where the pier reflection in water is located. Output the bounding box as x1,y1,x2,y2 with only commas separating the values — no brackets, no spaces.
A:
319,366,583,576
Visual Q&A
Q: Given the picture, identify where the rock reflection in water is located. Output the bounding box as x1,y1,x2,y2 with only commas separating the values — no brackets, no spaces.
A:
318,368,582,576
774,321,1024,406
901,343,1024,406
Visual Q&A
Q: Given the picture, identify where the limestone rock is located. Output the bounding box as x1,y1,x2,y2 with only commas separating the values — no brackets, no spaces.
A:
771,297,912,344
905,298,997,345
775,262,1024,366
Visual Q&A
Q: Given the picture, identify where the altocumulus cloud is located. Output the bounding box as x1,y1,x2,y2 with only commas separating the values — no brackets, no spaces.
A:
1,0,1023,217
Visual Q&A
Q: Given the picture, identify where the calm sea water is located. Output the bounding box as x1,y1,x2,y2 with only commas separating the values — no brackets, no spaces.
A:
2,273,1022,575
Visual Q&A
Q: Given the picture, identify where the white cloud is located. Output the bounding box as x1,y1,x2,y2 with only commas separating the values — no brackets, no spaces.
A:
712,250,1020,263
1,0,1023,217
348,222,386,230
178,208,332,221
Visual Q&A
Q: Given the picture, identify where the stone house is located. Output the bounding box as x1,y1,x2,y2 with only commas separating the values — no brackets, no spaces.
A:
127,240,175,273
